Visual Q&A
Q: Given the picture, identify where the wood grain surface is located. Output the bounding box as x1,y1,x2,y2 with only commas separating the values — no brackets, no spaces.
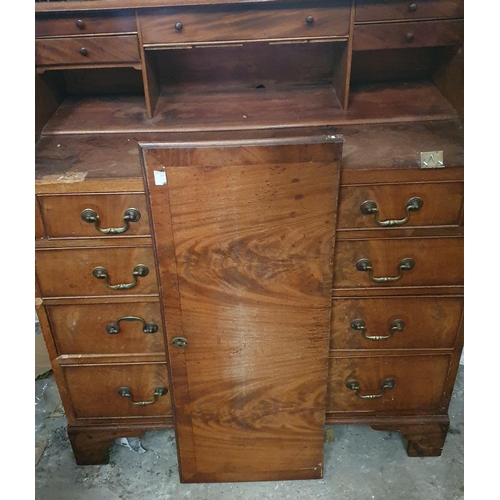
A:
142,139,341,482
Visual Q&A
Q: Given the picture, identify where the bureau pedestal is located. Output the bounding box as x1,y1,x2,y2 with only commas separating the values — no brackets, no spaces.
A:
35,0,464,483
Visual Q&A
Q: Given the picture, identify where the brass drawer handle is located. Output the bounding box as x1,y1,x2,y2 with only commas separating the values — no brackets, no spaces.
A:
106,316,158,335
92,264,149,290
360,197,423,227
81,208,141,234
117,387,168,406
351,318,405,340
356,258,414,283
346,378,396,399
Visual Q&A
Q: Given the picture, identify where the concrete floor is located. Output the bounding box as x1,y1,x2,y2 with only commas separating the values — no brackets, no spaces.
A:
35,366,463,500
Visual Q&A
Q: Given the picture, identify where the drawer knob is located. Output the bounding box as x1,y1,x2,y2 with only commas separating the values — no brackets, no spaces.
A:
346,378,396,399
405,32,415,43
118,387,168,406
409,3,417,12
80,47,88,56
356,258,415,283
306,15,314,25
75,19,85,29
92,264,149,290
351,319,405,340
175,22,183,31
106,316,159,335
360,197,423,227
172,336,189,348
81,208,141,234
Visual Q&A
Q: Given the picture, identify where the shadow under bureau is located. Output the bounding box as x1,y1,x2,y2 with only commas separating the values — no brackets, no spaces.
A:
35,0,464,483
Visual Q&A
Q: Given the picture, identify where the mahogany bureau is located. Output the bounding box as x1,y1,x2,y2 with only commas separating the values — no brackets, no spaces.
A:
35,0,464,483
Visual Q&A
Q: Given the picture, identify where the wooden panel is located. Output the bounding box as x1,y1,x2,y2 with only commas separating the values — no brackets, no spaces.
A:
39,193,150,238
36,246,158,297
142,138,341,482
36,35,140,66
35,197,46,240
63,363,171,419
353,19,463,51
140,2,351,45
327,354,451,413
36,11,137,37
331,296,463,350
46,302,164,355
337,181,463,230
332,237,463,289
354,0,464,23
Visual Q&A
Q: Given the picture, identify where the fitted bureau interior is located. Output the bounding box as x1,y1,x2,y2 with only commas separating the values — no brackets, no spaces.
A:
35,0,463,136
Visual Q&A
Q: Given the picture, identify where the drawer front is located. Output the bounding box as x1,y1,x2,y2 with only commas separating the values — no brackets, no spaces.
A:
353,19,463,50
36,246,158,297
140,2,351,45
46,302,164,355
38,193,150,238
63,363,171,419
327,355,451,413
355,0,464,23
35,12,137,37
35,35,140,67
333,237,463,289
331,296,463,350
337,182,463,230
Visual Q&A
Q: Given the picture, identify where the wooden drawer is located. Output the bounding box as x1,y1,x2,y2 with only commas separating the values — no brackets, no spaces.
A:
63,363,171,419
38,193,150,239
332,237,463,289
35,11,137,37
327,354,451,413
353,19,463,51
35,35,140,67
46,302,164,355
331,296,463,350
355,0,464,23
337,181,463,230
140,2,351,45
36,246,158,298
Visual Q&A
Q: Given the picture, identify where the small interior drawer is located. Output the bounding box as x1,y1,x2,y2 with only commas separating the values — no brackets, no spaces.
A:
35,11,137,37
46,302,164,355
140,2,351,45
36,246,159,298
327,354,451,413
63,363,172,419
35,35,140,67
353,19,463,50
331,296,463,350
337,181,463,230
354,0,464,23
332,236,463,290
38,193,150,239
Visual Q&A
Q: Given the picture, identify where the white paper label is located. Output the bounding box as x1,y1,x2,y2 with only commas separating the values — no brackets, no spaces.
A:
153,170,167,186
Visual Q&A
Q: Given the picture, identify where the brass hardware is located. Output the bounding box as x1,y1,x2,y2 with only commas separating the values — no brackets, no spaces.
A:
172,336,189,348
92,264,149,290
75,19,85,29
360,197,423,227
80,47,88,56
106,316,158,335
420,151,444,169
350,319,405,340
409,3,417,12
175,22,183,31
346,378,396,399
356,258,415,283
405,32,414,42
306,15,314,24
80,208,141,234
117,387,168,406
